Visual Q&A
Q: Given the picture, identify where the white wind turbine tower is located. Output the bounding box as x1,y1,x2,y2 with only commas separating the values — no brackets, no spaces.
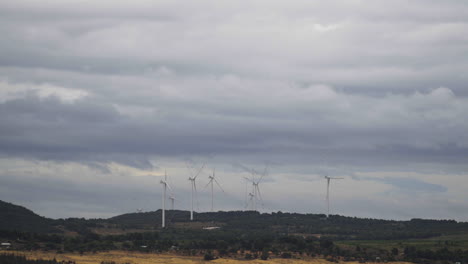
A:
325,175,343,217
187,163,205,220
244,166,268,211
160,170,172,228
205,168,225,212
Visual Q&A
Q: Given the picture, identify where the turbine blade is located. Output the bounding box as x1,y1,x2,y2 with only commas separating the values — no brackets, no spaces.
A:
257,173,266,184
214,178,225,193
256,185,263,203
205,179,213,188
256,185,265,209
185,161,194,178
194,181,199,210
165,182,173,192
194,163,205,179
243,176,254,183
258,165,268,183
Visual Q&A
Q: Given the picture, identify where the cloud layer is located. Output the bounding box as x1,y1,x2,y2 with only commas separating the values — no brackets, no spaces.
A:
0,0,467,220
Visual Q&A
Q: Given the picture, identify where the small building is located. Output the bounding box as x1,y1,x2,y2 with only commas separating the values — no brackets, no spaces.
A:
203,226,220,230
1,242,11,248
170,245,179,251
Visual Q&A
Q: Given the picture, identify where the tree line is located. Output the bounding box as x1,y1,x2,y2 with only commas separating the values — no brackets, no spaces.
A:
2,228,467,263
0,254,75,264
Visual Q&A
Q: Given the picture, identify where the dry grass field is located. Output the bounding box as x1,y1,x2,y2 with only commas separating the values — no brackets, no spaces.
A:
7,250,415,264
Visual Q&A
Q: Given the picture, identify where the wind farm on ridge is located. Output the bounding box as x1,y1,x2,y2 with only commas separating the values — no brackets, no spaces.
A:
157,163,343,228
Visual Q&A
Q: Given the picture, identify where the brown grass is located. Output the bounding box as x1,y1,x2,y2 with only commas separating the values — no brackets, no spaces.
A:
8,250,414,264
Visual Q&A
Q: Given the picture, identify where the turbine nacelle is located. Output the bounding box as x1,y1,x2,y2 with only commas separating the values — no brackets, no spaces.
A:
325,175,344,180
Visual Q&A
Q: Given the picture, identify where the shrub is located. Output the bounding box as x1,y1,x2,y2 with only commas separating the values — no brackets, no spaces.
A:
260,251,269,260
204,251,215,261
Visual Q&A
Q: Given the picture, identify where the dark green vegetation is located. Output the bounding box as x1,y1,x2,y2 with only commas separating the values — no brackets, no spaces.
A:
0,253,76,264
0,201,57,233
1,200,468,263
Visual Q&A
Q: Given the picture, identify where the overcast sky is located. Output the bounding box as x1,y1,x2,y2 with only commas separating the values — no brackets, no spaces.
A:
1,0,467,221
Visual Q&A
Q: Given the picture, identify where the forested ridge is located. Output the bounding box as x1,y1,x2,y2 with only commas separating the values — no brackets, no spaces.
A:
1,200,468,263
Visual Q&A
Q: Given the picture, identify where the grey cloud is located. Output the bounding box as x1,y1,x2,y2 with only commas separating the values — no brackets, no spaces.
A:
1,86,467,171
353,175,448,193
0,173,152,218
380,177,447,192
336,197,468,221
1,0,467,220
1,1,468,93
0,95,156,168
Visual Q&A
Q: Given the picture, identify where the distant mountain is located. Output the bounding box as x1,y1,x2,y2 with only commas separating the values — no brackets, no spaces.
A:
0,200,57,233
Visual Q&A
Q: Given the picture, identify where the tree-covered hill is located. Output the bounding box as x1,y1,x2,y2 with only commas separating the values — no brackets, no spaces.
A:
1,200,468,263
0,200,58,233
1,199,468,241
107,210,468,241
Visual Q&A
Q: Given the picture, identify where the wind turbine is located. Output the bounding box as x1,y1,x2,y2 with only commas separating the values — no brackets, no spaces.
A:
205,168,225,212
187,163,205,220
160,170,172,228
325,175,343,217
243,166,268,211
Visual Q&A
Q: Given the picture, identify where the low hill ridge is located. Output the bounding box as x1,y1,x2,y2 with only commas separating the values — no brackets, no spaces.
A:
0,200,56,233
0,200,467,241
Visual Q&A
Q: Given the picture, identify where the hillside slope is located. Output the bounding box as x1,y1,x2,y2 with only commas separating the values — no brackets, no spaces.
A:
0,200,57,233
1,199,468,240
